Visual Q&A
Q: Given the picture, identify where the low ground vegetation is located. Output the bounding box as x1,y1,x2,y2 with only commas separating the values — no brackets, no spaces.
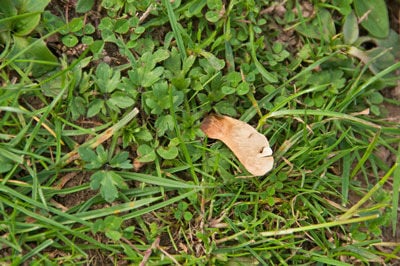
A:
0,0,399,264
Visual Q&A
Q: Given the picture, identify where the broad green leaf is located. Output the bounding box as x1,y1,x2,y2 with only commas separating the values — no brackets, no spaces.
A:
7,37,58,77
155,115,175,136
90,40,105,56
136,128,153,142
110,152,129,164
0,0,17,24
186,0,207,17
114,19,129,34
205,11,220,23
343,11,359,44
68,17,84,32
365,47,397,75
78,146,97,162
237,82,250,95
14,14,41,36
214,101,237,116
370,104,380,115
5,0,51,36
96,145,108,163
354,0,389,38
226,71,242,87
152,81,168,97
295,8,335,41
0,163,13,174
368,92,383,105
134,26,145,34
333,0,352,15
0,152,16,174
92,219,105,233
76,0,94,13
90,171,128,203
153,49,170,63
141,67,164,87
84,23,96,34
272,42,283,54
182,55,196,74
95,62,121,93
200,50,225,71
79,145,106,170
172,90,184,108
221,86,235,95
105,230,122,241
62,34,79,47
157,146,179,160
137,144,156,162
145,98,163,115
207,0,223,10
109,92,135,109
164,48,182,73
24,0,51,12
183,211,193,221
70,96,86,120
90,171,103,190
87,98,104,117
104,216,123,229
110,152,133,169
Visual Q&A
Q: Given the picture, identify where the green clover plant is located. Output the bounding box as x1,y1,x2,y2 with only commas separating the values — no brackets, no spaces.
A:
78,145,132,203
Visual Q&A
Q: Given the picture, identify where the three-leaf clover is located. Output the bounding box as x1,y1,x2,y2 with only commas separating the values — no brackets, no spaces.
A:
92,215,123,241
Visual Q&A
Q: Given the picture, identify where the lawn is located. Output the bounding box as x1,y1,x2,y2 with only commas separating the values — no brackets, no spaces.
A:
0,0,400,264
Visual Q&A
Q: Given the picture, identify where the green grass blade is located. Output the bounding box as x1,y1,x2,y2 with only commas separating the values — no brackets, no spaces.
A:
120,172,204,188
21,239,53,263
162,0,187,61
260,214,379,237
392,148,400,236
350,129,381,178
340,163,397,220
249,24,278,83
265,109,381,129
123,189,199,219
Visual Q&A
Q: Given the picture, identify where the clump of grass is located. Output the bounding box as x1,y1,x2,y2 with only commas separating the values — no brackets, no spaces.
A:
0,0,400,264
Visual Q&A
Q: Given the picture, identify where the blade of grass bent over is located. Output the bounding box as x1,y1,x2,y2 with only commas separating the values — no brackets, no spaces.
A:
260,214,379,237
57,107,139,167
339,163,397,220
349,128,381,179
263,109,381,129
0,195,116,252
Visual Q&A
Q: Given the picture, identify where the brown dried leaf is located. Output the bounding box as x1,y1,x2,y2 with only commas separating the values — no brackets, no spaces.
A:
201,114,274,176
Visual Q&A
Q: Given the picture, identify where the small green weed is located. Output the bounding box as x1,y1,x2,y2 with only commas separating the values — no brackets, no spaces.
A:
78,145,132,203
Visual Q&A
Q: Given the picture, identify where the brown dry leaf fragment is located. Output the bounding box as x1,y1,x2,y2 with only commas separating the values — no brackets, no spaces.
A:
201,114,274,176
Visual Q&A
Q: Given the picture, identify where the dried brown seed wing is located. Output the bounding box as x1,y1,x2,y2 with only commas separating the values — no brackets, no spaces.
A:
226,127,274,176
243,156,274,176
200,114,231,140
201,114,274,176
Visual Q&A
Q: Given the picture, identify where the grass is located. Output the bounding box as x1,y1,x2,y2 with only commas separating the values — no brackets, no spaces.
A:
1,0,400,264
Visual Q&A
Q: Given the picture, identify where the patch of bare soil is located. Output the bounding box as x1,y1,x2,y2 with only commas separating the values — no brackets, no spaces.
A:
52,171,95,209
